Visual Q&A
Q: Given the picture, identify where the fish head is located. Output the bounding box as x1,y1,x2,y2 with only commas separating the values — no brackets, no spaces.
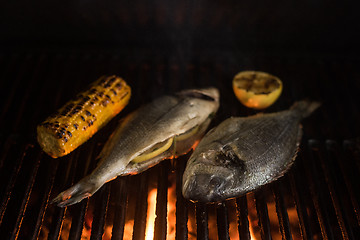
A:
182,144,247,203
177,87,220,119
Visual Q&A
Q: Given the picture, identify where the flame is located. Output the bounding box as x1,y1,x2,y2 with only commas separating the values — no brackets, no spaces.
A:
145,176,177,240
42,171,302,240
191,140,200,151
248,218,257,240
167,180,177,240
123,219,134,239
246,192,302,240
145,188,157,240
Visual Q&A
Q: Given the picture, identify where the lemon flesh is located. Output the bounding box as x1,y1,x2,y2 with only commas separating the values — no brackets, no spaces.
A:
176,125,199,141
132,138,174,163
131,125,200,163
233,71,282,109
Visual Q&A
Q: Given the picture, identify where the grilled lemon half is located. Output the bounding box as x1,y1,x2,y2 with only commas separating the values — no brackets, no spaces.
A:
233,71,282,109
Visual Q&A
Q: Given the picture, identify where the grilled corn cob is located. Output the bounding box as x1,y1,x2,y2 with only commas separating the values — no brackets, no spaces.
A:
37,75,131,158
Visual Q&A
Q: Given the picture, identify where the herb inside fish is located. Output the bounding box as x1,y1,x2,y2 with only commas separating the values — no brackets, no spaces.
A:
182,100,320,203
52,88,220,207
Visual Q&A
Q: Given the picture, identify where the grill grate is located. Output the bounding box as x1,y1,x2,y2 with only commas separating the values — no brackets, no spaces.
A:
0,53,359,239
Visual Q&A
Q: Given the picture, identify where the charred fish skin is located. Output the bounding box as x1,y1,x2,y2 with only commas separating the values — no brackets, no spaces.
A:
182,100,320,203
51,88,220,207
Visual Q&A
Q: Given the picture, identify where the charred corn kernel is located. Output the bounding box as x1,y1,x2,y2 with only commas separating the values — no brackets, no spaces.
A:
132,138,174,163
37,75,131,158
233,71,282,109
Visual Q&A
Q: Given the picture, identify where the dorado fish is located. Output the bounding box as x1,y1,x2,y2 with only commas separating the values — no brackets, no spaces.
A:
52,88,220,207
182,100,320,203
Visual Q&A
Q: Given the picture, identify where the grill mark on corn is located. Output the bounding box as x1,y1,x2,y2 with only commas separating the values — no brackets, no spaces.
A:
102,99,109,106
115,82,123,89
46,76,127,134
42,76,126,131
37,75,131,158
119,90,130,100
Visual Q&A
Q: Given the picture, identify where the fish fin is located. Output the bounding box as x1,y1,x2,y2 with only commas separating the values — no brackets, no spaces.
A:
51,177,103,207
278,127,303,178
291,100,321,119
267,127,303,185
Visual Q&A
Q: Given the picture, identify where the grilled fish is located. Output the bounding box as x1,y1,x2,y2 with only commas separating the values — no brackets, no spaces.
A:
52,88,219,207
182,100,320,203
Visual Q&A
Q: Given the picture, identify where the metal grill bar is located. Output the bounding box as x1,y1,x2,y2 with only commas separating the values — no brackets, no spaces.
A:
154,161,170,240
175,156,188,240
47,154,78,240
236,196,250,240
303,140,335,239
195,203,209,240
90,184,111,240
68,200,88,240
0,143,29,226
255,191,272,240
28,54,72,240
111,177,129,240
68,144,96,240
273,183,292,240
289,170,313,239
132,172,149,240
10,148,41,240
67,141,100,240
216,202,230,240
0,53,359,240
30,160,59,240
47,206,66,240
318,140,352,239
328,140,358,239
343,140,360,225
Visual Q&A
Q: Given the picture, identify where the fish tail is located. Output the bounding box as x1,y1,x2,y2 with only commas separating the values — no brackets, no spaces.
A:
50,176,103,207
291,100,321,119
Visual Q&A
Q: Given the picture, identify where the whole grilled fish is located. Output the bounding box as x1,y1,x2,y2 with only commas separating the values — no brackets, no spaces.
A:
182,100,320,203
52,88,220,207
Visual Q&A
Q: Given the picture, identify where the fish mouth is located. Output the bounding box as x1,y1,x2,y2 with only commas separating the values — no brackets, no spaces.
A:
182,173,226,202
178,87,220,103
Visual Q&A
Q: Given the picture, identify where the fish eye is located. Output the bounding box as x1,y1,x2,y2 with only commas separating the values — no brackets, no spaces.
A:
209,176,223,189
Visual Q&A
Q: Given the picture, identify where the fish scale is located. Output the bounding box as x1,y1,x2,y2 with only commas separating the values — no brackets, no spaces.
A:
51,87,220,207
182,100,320,203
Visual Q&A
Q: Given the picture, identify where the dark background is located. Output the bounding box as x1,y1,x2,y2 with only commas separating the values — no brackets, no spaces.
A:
0,1,360,239
1,0,359,56
0,0,359,139
0,0,359,140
